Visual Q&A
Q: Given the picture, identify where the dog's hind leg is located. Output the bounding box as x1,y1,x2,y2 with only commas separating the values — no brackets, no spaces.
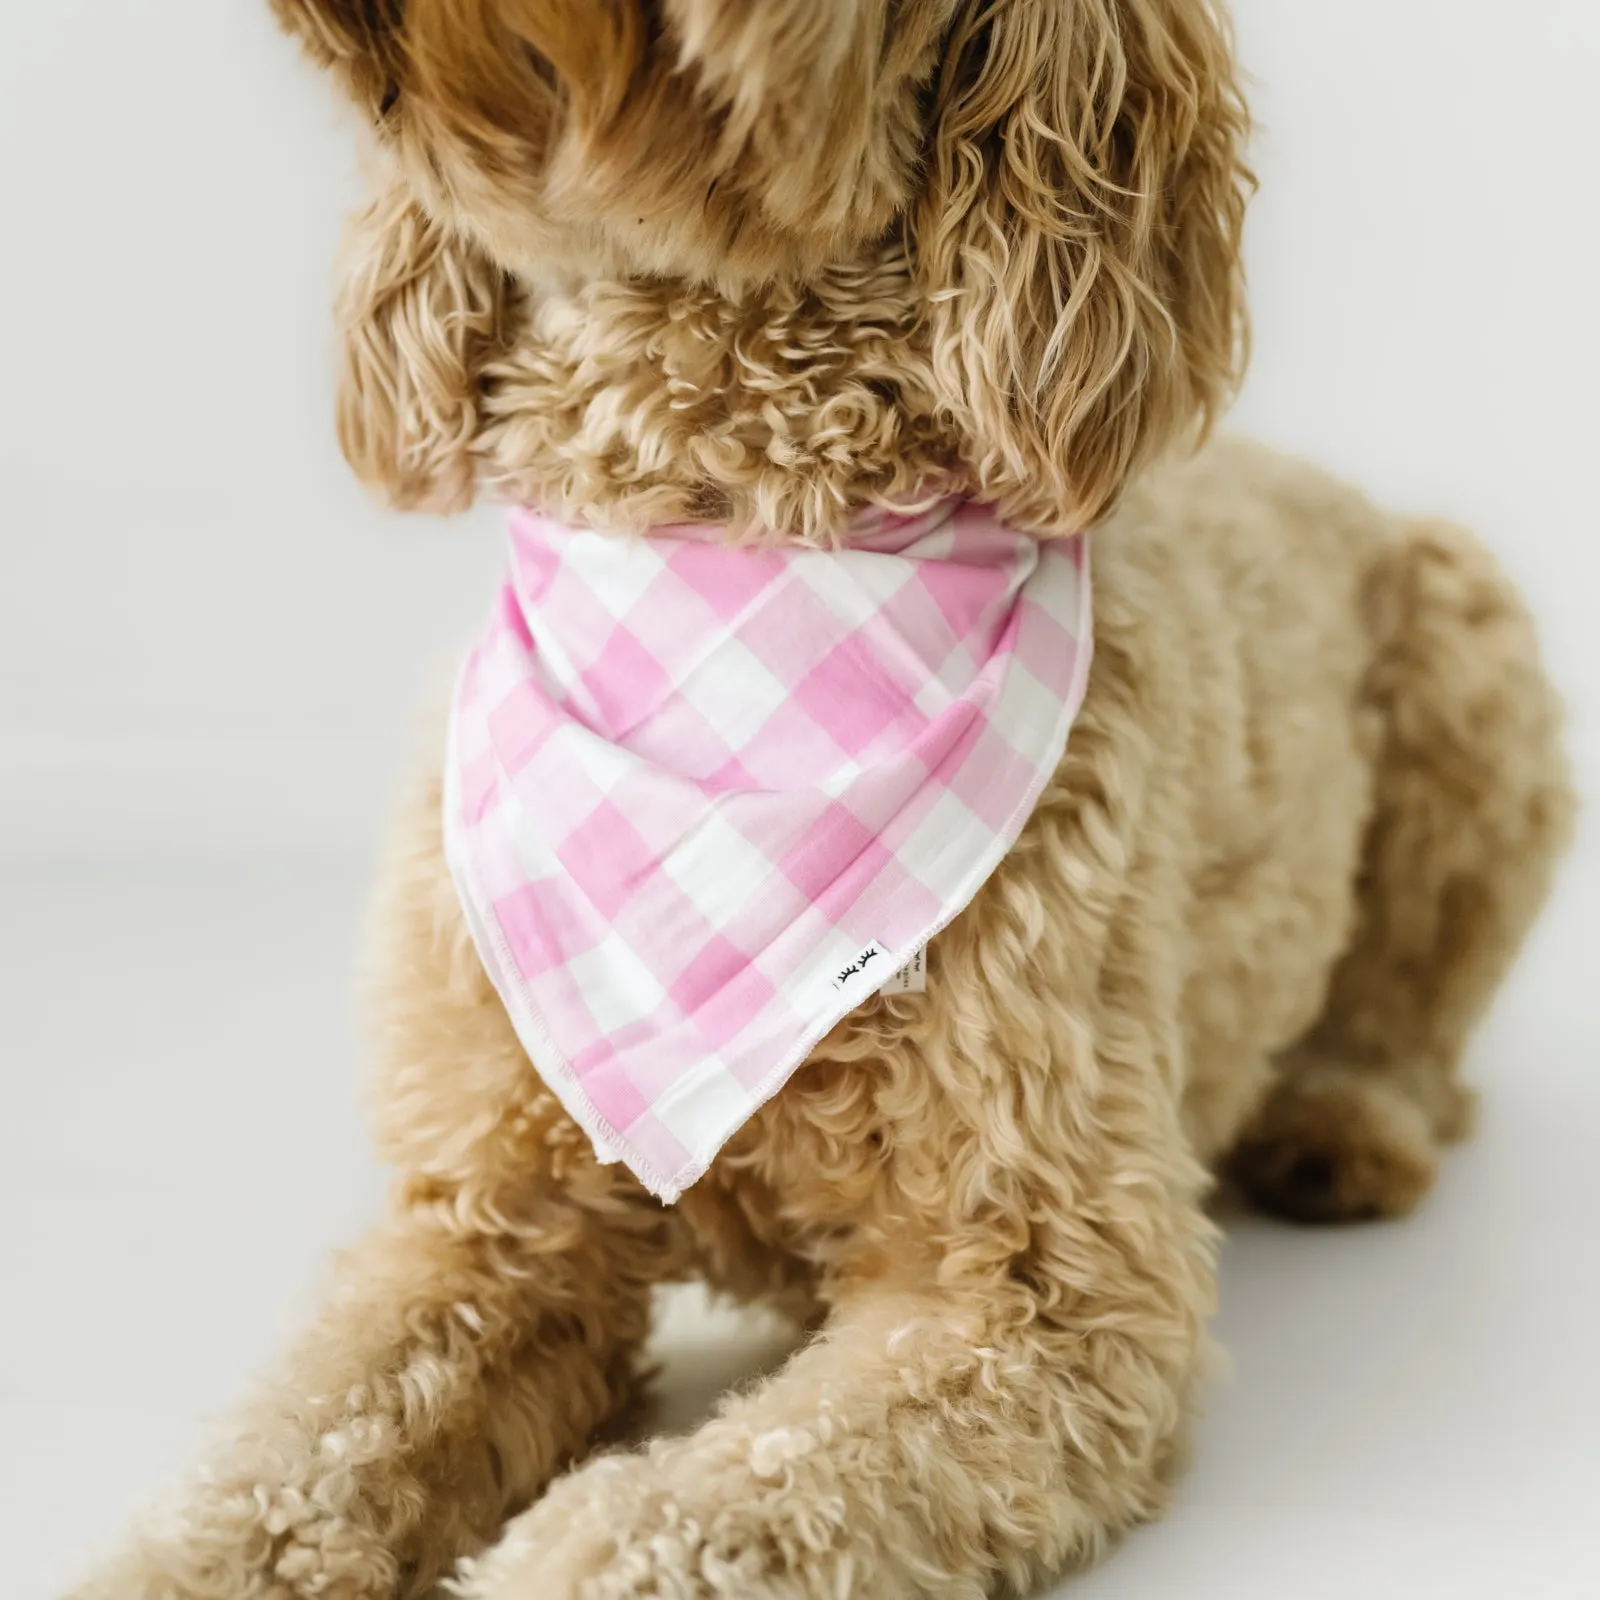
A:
1230,518,1573,1223
67,780,685,1600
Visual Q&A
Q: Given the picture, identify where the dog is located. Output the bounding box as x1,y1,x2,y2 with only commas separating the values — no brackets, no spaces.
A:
72,2,1573,1596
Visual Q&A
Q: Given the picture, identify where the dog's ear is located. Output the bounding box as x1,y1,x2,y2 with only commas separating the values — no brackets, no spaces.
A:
333,180,513,512
915,0,1252,531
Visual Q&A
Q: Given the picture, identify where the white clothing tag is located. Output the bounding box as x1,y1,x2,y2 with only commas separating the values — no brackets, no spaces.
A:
880,945,928,995
832,942,891,992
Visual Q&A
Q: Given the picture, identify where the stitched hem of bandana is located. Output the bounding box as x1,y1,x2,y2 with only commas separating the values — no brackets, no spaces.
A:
442,540,1093,1205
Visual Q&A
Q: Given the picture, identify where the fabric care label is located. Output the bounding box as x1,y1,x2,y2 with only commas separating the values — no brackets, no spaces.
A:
828,941,928,997
880,945,928,995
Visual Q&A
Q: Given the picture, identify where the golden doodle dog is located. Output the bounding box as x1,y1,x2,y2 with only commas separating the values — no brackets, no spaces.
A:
75,2,1574,1596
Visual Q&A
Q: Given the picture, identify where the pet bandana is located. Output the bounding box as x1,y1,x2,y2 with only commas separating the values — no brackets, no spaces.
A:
444,501,1092,1200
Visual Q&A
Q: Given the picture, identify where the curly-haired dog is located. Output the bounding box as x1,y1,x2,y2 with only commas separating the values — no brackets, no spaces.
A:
72,2,1573,1597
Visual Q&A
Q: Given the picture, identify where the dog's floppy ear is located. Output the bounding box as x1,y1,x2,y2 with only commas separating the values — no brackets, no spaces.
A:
916,0,1252,531
333,180,513,512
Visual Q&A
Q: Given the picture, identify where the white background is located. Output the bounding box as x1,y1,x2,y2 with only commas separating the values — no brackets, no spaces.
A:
2,3,1597,1598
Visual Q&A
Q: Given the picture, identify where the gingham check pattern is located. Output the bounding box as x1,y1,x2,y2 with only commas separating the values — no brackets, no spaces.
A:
444,501,1092,1200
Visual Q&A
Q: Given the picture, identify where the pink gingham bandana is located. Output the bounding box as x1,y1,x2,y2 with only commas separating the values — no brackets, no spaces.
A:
444,501,1091,1201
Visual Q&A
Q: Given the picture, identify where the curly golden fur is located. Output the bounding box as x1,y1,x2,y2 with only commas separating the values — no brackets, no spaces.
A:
71,3,1572,1597
307,0,1250,534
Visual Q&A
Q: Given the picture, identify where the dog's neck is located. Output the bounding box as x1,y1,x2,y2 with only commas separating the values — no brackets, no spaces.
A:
474,248,965,547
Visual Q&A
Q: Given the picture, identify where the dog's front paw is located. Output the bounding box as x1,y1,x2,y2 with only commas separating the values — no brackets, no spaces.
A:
458,1434,859,1600
64,1481,399,1600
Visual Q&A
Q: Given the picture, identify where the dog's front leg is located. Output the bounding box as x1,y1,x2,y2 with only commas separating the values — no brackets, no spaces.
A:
459,1124,1215,1595
68,1174,676,1600
460,1273,1208,1598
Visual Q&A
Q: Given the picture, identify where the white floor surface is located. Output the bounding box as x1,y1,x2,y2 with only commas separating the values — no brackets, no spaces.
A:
4,819,1596,1600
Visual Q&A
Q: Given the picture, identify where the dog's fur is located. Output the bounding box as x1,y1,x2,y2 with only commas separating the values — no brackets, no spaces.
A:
74,3,1573,1597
